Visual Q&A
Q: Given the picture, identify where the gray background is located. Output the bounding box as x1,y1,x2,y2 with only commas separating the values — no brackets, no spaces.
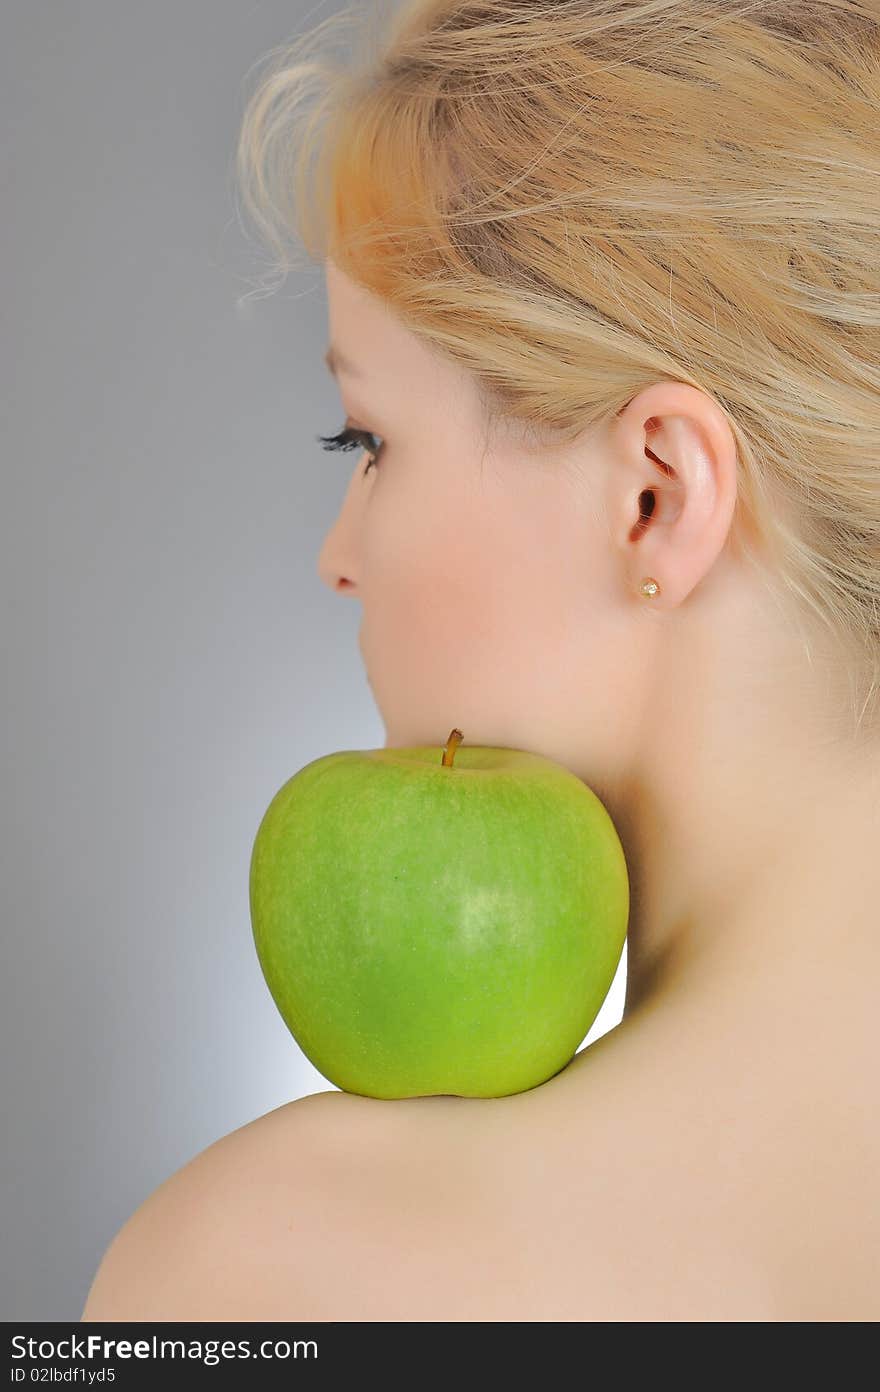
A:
2,0,626,1321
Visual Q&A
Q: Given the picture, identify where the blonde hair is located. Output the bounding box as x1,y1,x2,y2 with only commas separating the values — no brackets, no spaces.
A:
235,0,880,742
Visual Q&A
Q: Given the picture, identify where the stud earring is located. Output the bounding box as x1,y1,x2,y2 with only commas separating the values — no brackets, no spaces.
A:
639,577,661,598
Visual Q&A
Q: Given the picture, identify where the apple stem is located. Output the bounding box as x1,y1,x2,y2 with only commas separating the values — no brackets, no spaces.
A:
441,728,464,768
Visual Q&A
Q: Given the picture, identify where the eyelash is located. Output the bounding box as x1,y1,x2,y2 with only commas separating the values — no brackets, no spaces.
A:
316,425,383,475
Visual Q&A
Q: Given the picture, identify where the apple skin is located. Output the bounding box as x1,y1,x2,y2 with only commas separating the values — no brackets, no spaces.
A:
249,742,629,1100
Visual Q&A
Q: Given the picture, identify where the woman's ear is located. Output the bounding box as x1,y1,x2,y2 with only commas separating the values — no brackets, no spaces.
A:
604,381,739,609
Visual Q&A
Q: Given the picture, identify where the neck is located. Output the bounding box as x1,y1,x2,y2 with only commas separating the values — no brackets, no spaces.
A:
551,762,879,1113
617,741,880,1052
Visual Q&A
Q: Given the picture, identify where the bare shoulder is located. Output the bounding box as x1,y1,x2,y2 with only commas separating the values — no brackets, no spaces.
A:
78,1080,772,1322
80,1089,347,1322
251,1067,879,1322
82,1057,879,1322
81,1084,523,1322
228,1084,772,1322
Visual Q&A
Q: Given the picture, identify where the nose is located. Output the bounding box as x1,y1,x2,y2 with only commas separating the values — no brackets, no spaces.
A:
318,525,358,593
317,473,363,595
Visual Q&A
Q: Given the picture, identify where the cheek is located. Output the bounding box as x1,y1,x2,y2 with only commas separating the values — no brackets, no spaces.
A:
362,484,585,743
365,506,494,692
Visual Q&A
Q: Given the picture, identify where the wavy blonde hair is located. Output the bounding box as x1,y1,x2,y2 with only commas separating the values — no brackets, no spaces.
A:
235,0,880,743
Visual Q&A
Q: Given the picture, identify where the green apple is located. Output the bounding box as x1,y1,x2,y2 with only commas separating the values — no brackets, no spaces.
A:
249,729,629,1099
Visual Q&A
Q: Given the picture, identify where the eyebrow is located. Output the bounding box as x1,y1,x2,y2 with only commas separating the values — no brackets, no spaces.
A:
323,345,363,380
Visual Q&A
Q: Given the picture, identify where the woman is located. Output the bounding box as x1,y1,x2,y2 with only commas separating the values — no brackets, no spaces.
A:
83,0,880,1321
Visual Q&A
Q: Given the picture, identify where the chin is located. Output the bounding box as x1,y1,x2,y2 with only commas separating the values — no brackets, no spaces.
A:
383,731,408,749
382,728,427,750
